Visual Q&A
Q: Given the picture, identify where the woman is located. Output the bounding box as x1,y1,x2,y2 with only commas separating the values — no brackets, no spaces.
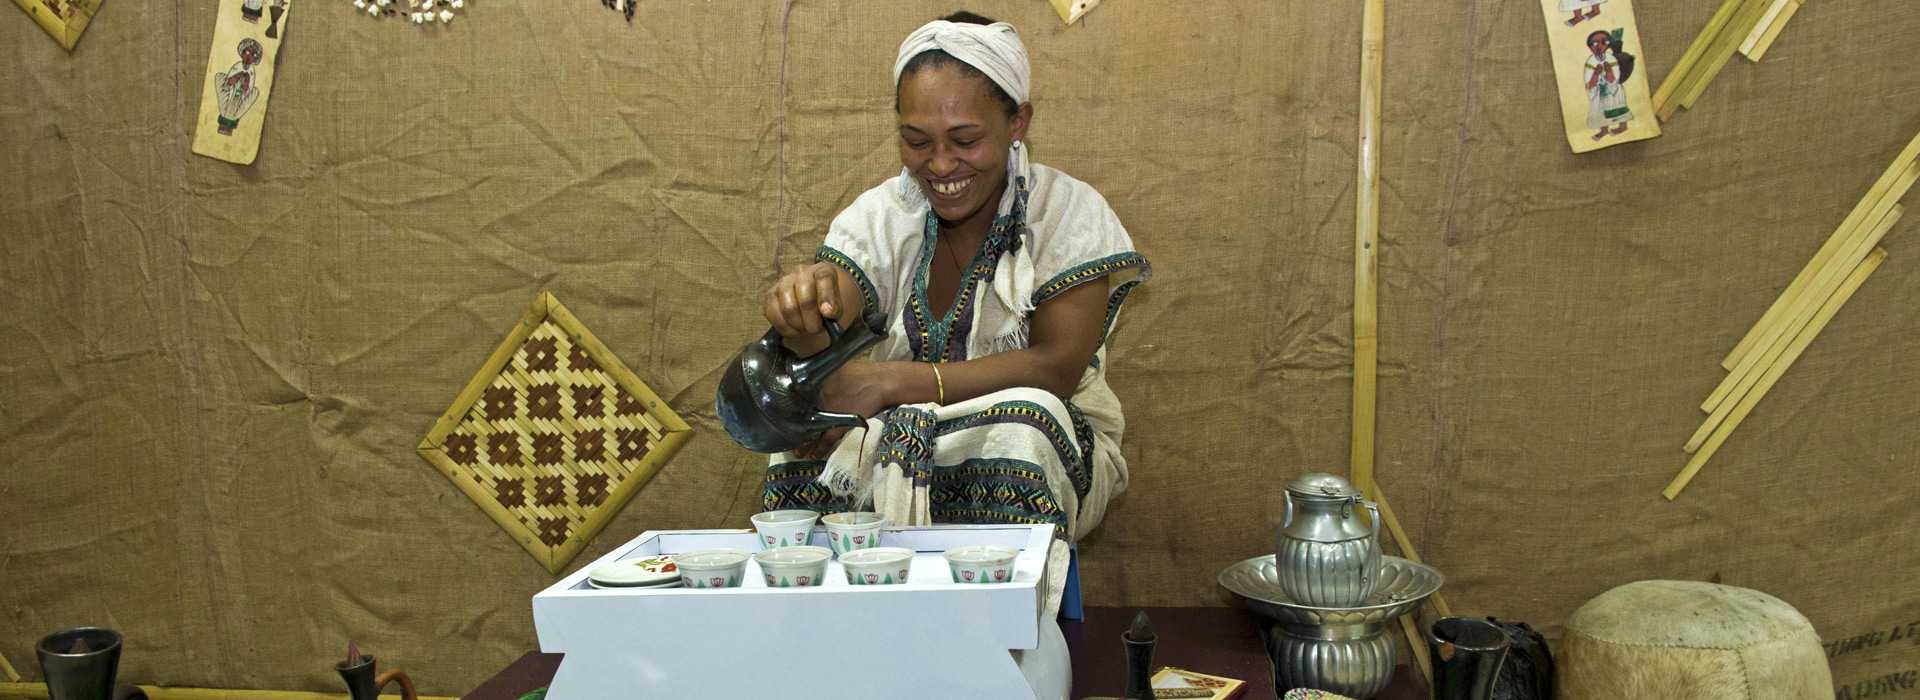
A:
1583,29,1634,140
214,38,263,136
758,12,1149,612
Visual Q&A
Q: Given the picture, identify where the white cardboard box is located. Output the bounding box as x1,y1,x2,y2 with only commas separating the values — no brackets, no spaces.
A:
531,523,1068,699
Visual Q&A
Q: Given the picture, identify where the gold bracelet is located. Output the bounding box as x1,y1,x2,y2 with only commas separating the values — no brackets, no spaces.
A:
930,362,945,405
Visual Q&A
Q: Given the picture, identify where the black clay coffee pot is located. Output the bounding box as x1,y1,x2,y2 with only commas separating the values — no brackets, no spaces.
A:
716,313,888,453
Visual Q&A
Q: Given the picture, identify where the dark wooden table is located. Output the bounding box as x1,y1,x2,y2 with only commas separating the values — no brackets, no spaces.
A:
463,607,1427,699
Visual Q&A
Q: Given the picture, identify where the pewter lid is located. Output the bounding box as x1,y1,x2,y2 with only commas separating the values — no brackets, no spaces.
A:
1285,472,1360,500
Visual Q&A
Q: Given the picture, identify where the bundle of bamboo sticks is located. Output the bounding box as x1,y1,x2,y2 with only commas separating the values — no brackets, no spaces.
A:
1652,0,1806,121
1664,132,1919,500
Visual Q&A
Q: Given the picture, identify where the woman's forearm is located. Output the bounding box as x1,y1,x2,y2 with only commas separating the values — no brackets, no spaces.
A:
875,347,1084,406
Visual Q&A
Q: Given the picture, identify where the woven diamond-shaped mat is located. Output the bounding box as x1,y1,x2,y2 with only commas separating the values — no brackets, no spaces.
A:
13,0,104,51
418,292,691,574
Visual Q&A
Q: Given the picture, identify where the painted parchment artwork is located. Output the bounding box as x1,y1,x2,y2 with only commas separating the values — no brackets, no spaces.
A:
1540,0,1661,153
191,0,291,165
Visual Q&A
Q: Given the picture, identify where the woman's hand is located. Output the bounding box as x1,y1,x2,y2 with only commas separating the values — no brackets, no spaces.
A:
794,426,850,460
765,262,846,337
816,361,897,422
764,262,863,357
792,362,899,460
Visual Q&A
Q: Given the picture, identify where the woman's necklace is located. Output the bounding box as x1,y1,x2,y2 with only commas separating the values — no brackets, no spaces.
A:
940,229,969,278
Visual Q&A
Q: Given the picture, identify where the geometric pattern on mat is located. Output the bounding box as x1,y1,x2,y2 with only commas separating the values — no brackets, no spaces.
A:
417,291,691,574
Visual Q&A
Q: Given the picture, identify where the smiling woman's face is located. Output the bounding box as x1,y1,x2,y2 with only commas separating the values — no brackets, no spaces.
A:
896,63,1030,227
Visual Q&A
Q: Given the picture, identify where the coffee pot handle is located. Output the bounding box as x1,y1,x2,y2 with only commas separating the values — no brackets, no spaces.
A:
1281,491,1293,528
1363,499,1381,552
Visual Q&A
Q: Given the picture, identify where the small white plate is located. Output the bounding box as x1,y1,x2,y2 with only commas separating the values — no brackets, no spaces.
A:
588,577,683,590
588,554,680,587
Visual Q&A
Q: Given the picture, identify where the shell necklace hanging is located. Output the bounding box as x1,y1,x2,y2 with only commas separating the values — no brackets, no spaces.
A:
351,0,464,24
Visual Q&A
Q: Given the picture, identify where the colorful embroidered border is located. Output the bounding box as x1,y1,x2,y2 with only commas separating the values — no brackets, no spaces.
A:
936,400,1084,487
1031,251,1153,343
814,245,881,319
1063,401,1097,501
906,214,1008,363
930,457,1070,538
905,175,1031,363
876,406,938,486
762,459,841,513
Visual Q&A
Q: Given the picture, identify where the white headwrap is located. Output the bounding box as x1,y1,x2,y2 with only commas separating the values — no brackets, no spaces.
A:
892,20,1031,105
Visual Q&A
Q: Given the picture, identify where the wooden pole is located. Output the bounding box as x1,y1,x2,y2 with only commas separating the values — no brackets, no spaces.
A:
1352,0,1383,496
1398,614,1434,684
0,655,16,684
1370,487,1454,618
1666,248,1888,500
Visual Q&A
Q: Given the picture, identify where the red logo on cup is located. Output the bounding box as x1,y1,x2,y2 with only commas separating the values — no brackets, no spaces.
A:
993,569,1009,581
865,573,879,584
962,570,976,581
710,577,726,587
796,575,811,586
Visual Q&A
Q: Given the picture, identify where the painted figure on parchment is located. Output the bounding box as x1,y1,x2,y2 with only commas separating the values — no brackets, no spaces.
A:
214,38,263,135
241,0,265,22
1562,0,1606,26
1584,29,1635,140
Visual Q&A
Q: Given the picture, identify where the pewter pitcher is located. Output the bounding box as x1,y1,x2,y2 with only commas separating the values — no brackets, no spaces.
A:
1275,472,1382,607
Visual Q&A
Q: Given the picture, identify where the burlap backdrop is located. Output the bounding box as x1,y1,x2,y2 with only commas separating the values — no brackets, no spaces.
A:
2,1,1915,695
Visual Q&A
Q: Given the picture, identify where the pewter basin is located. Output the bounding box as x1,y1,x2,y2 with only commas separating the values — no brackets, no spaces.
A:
1219,554,1442,629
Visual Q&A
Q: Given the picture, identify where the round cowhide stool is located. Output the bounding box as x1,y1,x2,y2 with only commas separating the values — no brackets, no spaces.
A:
1559,580,1832,699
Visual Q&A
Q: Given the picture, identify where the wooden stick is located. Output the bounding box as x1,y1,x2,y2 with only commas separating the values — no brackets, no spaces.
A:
1725,147,1920,369
1673,0,1776,112
0,684,455,700
1659,0,1767,120
1738,0,1793,57
1702,190,1908,416
1351,0,1384,495
1399,614,1434,684
0,654,16,683
1745,0,1803,61
1690,205,1903,451
1666,248,1888,500
1653,0,1745,114
1368,486,1454,618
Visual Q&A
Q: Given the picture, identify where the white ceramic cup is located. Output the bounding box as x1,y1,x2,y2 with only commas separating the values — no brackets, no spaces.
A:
675,549,750,589
840,547,914,585
944,545,1018,584
753,545,831,588
749,509,820,550
822,512,886,558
